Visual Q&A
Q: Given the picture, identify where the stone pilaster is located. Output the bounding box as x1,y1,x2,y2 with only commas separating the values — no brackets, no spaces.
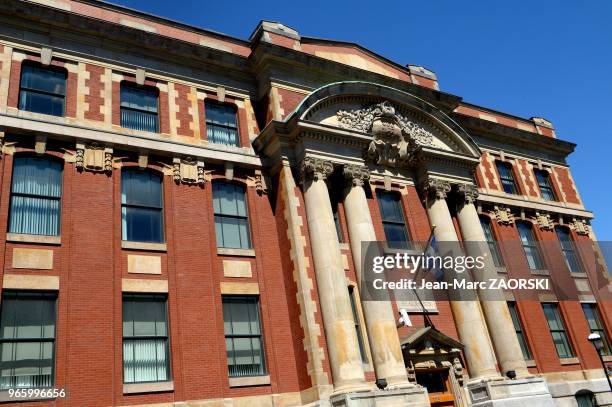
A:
300,157,370,394
420,178,499,379
456,184,530,378
342,165,412,389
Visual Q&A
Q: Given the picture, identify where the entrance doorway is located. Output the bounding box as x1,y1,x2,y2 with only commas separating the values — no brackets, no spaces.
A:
415,368,455,406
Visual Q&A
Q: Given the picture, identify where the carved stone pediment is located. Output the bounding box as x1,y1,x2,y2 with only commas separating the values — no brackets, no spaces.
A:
336,101,434,168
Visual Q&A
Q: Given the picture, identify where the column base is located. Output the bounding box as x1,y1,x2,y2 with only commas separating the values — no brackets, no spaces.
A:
329,386,429,407
466,376,555,407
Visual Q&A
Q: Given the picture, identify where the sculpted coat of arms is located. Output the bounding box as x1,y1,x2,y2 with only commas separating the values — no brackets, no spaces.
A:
336,101,434,167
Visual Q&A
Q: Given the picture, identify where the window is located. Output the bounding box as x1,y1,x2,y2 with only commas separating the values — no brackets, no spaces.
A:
348,287,367,363
19,64,66,116
542,303,574,358
534,170,556,201
480,217,504,267
575,390,596,407
213,182,251,249
120,83,159,132
507,302,532,360
0,292,57,390
582,303,610,356
333,202,344,243
121,169,164,243
377,191,410,249
496,161,518,194
205,101,239,146
9,157,62,236
556,227,582,274
517,222,545,270
122,294,170,384
222,296,266,377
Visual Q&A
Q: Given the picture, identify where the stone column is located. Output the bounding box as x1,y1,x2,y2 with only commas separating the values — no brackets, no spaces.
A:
342,165,412,389
300,157,370,394
456,184,530,377
421,179,499,379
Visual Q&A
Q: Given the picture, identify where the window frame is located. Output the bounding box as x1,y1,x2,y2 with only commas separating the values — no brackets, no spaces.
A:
348,286,368,363
581,303,610,356
119,82,160,133
8,155,63,237
212,181,252,249
204,100,240,147
122,293,171,384
517,222,545,270
542,303,575,359
555,227,583,274
120,168,165,244
534,169,557,201
222,295,267,378
479,216,504,268
0,291,58,390
18,62,67,117
507,302,532,360
376,190,411,250
496,161,519,195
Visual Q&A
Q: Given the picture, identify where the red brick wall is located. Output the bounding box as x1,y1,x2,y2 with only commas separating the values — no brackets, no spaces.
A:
173,83,194,137
517,159,538,197
553,167,580,204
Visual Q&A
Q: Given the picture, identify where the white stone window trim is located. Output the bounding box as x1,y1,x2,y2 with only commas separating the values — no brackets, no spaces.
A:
228,375,270,388
6,233,61,245
123,380,174,394
121,241,167,252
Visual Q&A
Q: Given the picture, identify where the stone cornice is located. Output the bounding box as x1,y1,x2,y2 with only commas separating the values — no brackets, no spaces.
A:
476,191,593,220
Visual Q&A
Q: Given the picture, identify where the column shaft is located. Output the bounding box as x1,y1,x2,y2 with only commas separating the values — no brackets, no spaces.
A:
343,166,411,389
456,185,529,377
301,158,369,393
423,180,499,379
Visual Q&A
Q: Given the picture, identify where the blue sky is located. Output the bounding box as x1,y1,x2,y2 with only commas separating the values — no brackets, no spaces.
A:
110,0,611,239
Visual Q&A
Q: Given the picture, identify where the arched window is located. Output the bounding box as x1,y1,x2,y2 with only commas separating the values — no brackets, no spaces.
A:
120,82,159,133
121,169,164,243
19,62,67,117
575,390,596,407
517,222,545,270
555,227,582,273
9,156,63,236
212,182,251,249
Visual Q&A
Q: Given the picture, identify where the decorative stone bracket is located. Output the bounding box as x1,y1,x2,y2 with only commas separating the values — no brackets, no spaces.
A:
570,218,590,235
492,206,515,225
247,170,268,195
76,142,113,173
534,212,554,230
173,157,206,186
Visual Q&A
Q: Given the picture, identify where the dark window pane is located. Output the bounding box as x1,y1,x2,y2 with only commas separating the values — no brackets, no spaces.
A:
121,170,164,243
213,183,251,249
0,292,57,390
120,84,159,132
517,222,544,270
223,296,266,377
19,91,65,116
556,228,582,273
535,170,556,201
496,162,518,194
377,191,410,249
349,287,367,363
543,303,574,358
205,101,239,146
122,295,169,384
508,302,531,360
18,65,66,117
9,157,62,236
480,217,504,267
582,304,610,356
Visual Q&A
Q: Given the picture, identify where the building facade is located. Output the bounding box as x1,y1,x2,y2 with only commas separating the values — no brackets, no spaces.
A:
0,1,609,406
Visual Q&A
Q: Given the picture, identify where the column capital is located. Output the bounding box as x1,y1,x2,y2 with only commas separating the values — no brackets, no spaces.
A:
457,183,479,205
299,156,334,184
419,178,451,201
343,164,370,187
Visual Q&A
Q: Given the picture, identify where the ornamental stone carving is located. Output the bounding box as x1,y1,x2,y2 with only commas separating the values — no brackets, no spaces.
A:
343,165,370,187
534,213,554,231
571,219,590,235
456,184,479,205
173,157,205,186
299,156,334,184
247,170,268,195
76,142,113,173
336,101,434,168
492,206,514,225
419,178,451,202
